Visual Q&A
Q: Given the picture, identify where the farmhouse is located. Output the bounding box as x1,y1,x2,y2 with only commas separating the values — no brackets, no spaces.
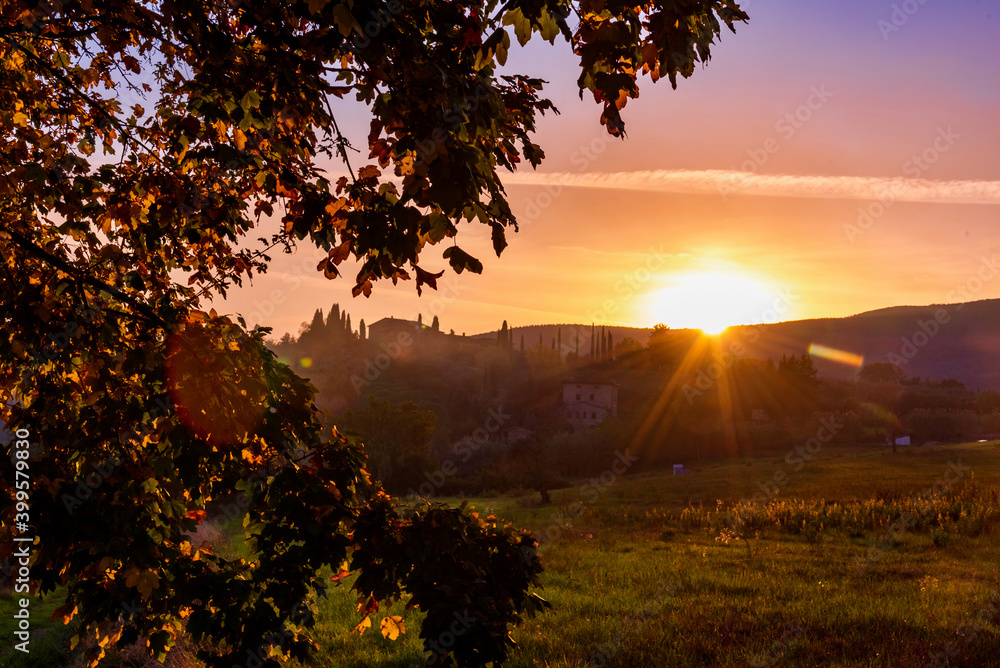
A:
366,316,421,342
562,380,618,428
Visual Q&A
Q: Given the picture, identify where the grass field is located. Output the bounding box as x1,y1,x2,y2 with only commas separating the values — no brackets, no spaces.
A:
3,441,999,667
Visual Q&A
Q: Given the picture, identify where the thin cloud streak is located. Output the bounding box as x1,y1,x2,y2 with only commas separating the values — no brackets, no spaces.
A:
504,169,1000,205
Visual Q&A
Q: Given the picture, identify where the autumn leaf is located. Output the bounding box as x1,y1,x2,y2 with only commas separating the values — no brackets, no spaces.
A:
414,265,444,296
307,0,330,14
125,567,160,598
51,603,78,624
352,278,373,297
325,197,348,218
490,222,508,256
330,241,351,264
443,246,483,274
352,616,371,635
380,615,406,640
358,165,380,180
185,509,207,523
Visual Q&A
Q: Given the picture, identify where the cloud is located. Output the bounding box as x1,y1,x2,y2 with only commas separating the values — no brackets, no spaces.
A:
503,169,1000,205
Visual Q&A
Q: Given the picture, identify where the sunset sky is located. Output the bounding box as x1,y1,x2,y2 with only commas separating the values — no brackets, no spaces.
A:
216,0,1000,339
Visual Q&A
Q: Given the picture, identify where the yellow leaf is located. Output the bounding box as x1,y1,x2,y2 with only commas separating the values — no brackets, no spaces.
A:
325,197,348,216
233,128,247,151
380,615,406,641
12,111,28,126
352,616,371,635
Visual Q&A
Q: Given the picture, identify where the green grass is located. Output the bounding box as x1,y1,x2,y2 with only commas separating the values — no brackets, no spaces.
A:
3,441,999,667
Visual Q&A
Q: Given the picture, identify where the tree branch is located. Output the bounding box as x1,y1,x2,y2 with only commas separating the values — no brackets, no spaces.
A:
0,225,170,330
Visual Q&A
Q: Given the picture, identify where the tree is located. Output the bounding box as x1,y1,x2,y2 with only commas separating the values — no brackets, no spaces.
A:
359,318,367,342
860,362,905,384
431,315,440,332
614,337,643,359
327,303,342,332
299,307,327,345
778,353,818,383
0,1,747,665
336,397,437,492
648,323,672,348
498,320,509,348
345,313,352,337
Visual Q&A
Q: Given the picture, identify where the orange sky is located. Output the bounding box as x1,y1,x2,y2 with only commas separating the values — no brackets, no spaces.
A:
212,1,1000,339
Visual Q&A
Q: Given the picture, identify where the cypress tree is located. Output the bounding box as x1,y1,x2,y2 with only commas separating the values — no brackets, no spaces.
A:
359,319,366,341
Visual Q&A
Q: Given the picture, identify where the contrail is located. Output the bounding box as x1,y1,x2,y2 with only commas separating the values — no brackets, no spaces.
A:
502,169,1000,205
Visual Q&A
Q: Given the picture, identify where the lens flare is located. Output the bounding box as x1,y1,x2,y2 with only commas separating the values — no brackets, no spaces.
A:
808,343,863,368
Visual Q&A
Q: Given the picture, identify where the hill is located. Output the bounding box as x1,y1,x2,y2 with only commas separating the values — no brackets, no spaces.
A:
471,299,1000,390
719,298,1000,390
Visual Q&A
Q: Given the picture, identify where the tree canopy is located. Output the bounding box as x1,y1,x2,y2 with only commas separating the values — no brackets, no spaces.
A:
0,1,747,666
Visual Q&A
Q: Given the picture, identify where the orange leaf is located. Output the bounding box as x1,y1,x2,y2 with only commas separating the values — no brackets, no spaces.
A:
185,510,207,523
351,279,373,297
330,241,351,264
352,616,371,636
380,615,406,640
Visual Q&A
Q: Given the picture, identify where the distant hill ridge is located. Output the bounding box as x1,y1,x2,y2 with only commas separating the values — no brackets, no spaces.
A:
469,298,1000,389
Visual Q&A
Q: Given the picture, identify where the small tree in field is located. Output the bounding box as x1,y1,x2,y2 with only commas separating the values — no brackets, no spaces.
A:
0,1,747,666
337,397,437,492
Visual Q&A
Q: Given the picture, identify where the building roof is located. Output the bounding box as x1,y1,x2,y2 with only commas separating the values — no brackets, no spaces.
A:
368,316,419,329
563,379,619,387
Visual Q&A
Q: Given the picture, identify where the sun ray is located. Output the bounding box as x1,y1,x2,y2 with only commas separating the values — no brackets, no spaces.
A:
627,335,712,462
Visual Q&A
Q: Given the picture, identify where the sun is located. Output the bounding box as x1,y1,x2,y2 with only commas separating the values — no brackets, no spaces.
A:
648,271,778,334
